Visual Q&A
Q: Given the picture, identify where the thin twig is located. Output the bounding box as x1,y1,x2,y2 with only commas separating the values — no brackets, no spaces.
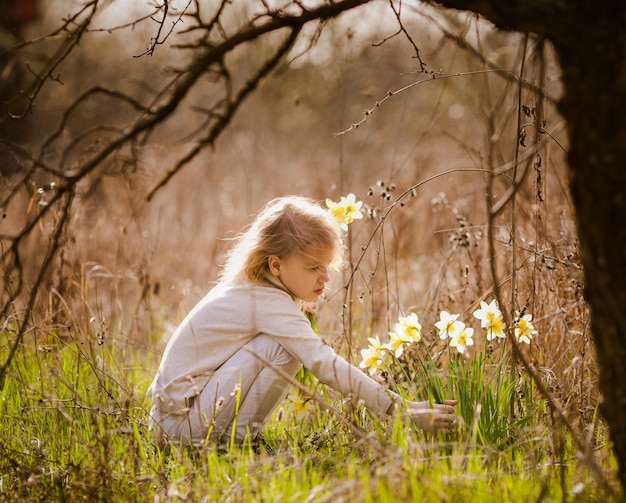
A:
335,69,519,136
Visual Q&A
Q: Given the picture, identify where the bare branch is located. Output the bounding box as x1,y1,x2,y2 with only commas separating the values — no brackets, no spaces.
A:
9,6,97,119
335,68,519,135
147,26,302,200
384,0,428,71
135,0,193,57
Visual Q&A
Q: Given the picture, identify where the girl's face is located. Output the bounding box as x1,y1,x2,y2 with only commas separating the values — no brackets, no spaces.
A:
268,248,333,302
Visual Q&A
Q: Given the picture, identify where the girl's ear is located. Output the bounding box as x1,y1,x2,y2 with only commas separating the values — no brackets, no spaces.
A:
268,255,281,276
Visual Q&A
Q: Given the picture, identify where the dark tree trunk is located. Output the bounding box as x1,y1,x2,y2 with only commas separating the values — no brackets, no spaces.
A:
433,0,626,492
556,10,626,496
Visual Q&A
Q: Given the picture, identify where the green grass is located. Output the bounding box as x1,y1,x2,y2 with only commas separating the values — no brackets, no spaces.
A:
0,329,617,502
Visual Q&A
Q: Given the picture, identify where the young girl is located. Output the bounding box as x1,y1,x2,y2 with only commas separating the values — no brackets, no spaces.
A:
148,195,458,447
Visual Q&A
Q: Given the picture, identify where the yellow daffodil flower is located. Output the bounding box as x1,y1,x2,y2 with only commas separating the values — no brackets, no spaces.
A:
359,346,384,374
286,394,313,420
386,331,410,358
385,312,422,357
359,336,386,374
326,193,363,230
472,299,506,341
394,312,422,342
435,311,464,339
515,313,537,344
450,326,474,354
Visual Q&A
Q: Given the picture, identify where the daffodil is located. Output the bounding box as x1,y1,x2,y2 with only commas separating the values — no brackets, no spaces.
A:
394,312,422,342
286,394,313,420
341,193,364,224
386,331,410,357
473,299,506,341
435,311,464,339
385,312,422,357
367,335,385,352
326,193,363,230
359,336,385,374
515,313,536,344
450,326,474,354
326,199,348,228
359,346,384,374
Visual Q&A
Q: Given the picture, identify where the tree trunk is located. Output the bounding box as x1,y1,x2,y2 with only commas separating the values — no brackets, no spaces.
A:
556,19,626,494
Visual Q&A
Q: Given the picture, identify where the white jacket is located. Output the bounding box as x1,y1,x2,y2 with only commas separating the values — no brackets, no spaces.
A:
148,280,395,419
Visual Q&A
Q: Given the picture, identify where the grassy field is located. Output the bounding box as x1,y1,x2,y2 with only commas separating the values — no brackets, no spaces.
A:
0,3,621,501
0,279,616,501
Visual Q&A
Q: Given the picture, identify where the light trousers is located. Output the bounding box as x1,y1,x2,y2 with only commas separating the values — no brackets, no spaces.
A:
150,334,302,446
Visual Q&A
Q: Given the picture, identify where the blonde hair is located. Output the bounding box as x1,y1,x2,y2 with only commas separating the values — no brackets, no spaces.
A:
220,196,344,286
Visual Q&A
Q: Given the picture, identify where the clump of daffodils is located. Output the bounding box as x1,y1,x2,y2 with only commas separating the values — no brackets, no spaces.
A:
359,300,538,375
326,193,363,231
472,300,537,346
359,312,422,375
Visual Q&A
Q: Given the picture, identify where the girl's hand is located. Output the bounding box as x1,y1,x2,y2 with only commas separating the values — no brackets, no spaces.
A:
405,399,461,434
300,301,318,316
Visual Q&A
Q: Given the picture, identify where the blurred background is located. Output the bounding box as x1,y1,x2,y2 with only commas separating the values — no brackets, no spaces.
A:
1,1,575,374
